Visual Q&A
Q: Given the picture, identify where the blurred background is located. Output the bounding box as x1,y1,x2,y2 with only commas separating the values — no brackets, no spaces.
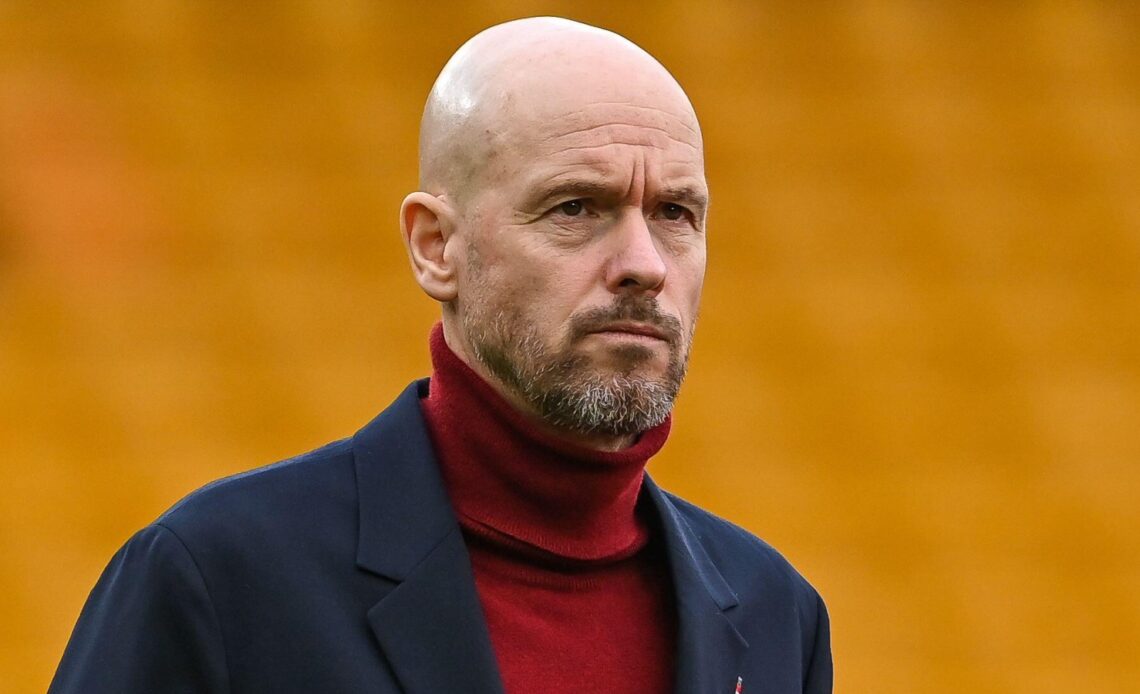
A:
2,1,1137,692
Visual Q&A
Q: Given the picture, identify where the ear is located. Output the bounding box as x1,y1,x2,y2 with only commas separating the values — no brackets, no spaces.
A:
400,191,460,302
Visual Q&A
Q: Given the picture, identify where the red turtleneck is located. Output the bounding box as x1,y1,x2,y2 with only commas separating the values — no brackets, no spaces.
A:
419,324,676,693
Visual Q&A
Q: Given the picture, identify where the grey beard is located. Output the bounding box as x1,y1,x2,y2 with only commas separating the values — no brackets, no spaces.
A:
524,368,679,437
464,302,690,438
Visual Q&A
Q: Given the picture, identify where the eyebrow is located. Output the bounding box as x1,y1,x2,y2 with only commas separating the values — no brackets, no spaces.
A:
525,179,709,213
526,179,616,210
658,184,710,212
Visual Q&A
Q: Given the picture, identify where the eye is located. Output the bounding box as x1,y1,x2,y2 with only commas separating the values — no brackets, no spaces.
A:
557,200,585,216
660,203,688,221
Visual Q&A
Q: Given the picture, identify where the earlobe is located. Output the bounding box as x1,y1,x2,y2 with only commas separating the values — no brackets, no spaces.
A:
400,192,459,302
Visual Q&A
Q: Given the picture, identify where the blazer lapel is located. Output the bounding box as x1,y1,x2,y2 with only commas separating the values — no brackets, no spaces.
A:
644,477,750,694
353,380,504,694
351,381,747,693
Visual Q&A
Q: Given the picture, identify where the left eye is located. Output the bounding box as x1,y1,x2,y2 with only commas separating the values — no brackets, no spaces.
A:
660,203,687,221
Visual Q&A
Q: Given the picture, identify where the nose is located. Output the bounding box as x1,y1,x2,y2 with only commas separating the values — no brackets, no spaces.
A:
604,210,668,295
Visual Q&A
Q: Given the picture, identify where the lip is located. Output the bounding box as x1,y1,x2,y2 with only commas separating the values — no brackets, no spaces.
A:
589,322,669,341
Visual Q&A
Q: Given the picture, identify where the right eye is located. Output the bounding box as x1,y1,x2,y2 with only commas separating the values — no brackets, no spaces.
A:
557,200,585,216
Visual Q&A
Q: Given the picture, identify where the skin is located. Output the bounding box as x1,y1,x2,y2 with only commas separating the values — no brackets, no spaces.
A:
401,17,708,451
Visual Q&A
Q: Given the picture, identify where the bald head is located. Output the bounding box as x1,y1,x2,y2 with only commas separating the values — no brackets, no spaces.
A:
401,18,708,448
418,17,701,203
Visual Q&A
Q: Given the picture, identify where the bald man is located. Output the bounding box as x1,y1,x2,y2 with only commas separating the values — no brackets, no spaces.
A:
51,18,831,694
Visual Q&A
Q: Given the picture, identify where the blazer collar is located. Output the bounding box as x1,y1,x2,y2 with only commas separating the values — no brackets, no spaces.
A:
643,476,750,693
352,379,504,694
353,379,454,580
352,380,748,694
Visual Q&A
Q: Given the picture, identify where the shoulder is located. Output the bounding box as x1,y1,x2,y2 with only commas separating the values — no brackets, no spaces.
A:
153,437,358,558
138,383,432,576
659,489,824,611
654,489,833,688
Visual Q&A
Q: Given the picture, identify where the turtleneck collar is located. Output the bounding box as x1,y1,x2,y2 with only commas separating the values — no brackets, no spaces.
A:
418,322,671,561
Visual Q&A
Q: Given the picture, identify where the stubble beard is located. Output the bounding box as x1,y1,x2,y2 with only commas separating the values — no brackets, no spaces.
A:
460,283,693,439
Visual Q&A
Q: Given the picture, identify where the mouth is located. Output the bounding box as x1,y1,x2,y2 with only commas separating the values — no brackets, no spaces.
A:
589,322,670,342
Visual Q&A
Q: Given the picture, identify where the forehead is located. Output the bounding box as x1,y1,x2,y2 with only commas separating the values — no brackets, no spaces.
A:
489,98,706,194
455,35,706,197
539,99,701,151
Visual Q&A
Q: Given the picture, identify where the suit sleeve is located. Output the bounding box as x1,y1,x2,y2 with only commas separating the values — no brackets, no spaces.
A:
49,523,230,694
803,590,833,694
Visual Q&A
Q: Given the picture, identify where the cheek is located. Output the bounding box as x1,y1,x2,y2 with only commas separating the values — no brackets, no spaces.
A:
464,261,553,321
671,252,706,308
495,247,595,307
466,224,615,324
497,256,553,297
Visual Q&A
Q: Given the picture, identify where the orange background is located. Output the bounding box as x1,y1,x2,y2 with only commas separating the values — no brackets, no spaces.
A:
2,2,1138,692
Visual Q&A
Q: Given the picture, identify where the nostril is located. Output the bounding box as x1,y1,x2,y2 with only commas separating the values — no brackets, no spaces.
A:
619,277,640,288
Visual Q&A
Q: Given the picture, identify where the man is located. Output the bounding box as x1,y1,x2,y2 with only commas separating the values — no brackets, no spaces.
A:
51,17,832,694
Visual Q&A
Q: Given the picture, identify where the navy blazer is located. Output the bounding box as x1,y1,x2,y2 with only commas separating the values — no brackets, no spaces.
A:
51,381,832,693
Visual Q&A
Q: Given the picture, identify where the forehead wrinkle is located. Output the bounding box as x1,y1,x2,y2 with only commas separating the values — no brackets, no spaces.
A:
541,125,699,148
564,100,700,136
534,140,705,184
535,122,702,163
542,105,699,141
547,141,699,155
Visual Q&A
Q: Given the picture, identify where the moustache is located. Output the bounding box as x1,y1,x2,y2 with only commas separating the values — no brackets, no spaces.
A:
566,297,683,345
